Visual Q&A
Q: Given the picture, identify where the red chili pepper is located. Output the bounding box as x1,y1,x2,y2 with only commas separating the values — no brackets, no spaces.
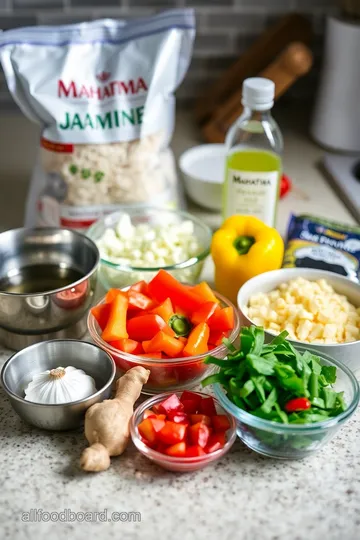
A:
284,397,311,412
280,174,292,198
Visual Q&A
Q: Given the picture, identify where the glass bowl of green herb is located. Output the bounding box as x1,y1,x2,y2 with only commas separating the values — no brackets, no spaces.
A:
202,326,360,459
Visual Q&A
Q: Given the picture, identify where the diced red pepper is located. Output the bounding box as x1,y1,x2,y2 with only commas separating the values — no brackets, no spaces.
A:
147,331,184,358
109,338,143,355
183,322,210,357
158,393,184,415
285,397,311,412
138,418,157,444
211,415,231,432
189,422,211,448
190,414,211,426
185,445,206,457
200,396,217,417
129,280,149,295
127,314,167,341
105,288,125,303
128,290,154,311
164,442,187,457
192,282,219,304
180,399,199,415
101,294,129,342
180,391,202,409
158,421,187,445
167,411,189,425
148,270,204,314
90,302,111,331
204,432,226,453
208,330,227,347
142,339,152,353
191,302,219,325
143,409,157,419
208,307,234,332
151,298,174,323
149,417,166,433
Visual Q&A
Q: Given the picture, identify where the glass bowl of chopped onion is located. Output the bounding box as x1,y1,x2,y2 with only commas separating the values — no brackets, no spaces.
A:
87,207,212,290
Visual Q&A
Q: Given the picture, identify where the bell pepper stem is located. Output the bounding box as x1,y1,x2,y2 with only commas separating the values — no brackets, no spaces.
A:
169,314,192,337
233,235,256,255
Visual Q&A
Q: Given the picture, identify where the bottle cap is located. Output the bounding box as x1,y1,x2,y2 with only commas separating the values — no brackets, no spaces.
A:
242,77,275,110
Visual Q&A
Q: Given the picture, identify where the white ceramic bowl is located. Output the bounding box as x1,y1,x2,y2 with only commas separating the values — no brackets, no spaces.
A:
179,144,225,211
237,268,360,376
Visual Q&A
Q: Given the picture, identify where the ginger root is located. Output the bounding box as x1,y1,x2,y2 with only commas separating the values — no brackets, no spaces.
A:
80,366,150,472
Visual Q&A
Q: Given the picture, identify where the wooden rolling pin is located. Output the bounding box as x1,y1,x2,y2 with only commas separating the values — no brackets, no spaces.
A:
202,42,313,143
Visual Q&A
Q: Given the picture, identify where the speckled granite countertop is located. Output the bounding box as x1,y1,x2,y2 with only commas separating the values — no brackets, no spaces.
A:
0,339,359,540
0,106,360,540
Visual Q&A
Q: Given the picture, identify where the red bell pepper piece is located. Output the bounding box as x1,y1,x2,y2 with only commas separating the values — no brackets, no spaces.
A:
101,294,129,342
109,338,143,355
158,421,187,445
189,422,211,448
147,331,185,358
158,393,184,415
185,445,206,457
90,302,111,331
128,290,154,311
148,270,204,314
105,288,125,303
191,302,219,325
204,432,226,453
180,391,202,409
164,442,187,457
127,314,167,341
129,280,149,295
284,397,311,412
183,322,210,357
190,414,211,426
200,396,217,417
192,282,219,304
208,330,227,347
151,297,174,323
138,418,157,444
208,307,234,332
212,415,231,432
167,411,189,425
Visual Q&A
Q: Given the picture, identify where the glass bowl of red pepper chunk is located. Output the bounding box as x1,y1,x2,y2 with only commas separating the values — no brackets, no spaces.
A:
130,391,237,472
88,270,240,394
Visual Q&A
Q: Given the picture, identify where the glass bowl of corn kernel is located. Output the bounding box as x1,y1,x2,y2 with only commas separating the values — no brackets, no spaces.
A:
237,268,360,376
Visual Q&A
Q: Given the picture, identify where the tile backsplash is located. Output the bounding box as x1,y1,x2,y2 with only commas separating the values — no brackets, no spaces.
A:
0,0,337,106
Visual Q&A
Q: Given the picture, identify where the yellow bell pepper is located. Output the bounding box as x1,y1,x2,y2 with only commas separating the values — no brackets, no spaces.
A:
211,215,284,304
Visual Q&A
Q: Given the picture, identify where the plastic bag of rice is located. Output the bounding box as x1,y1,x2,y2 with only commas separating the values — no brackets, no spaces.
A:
0,10,195,230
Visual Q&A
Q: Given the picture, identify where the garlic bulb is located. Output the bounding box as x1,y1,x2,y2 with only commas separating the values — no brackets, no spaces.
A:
24,366,97,404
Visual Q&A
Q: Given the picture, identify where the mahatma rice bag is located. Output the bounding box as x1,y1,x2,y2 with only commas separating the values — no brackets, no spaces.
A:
0,10,195,230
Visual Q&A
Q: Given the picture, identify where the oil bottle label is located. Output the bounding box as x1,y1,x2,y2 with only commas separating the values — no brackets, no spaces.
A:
225,169,279,226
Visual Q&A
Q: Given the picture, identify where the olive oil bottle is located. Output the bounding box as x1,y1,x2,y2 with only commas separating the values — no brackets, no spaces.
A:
223,78,283,226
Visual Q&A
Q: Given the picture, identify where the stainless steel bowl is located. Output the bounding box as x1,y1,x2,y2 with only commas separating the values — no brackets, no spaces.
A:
1,339,116,430
0,227,99,350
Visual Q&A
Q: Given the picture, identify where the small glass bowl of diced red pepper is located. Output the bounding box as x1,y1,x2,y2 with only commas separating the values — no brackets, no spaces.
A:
130,390,237,472
88,270,240,394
